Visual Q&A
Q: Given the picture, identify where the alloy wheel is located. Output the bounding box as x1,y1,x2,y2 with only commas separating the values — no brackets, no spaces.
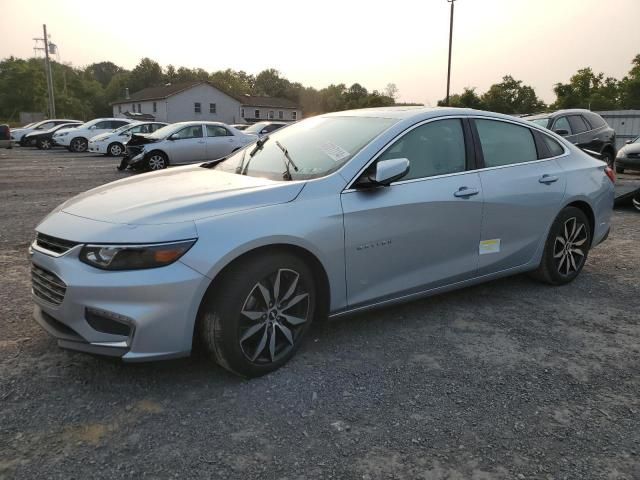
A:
40,139,51,150
553,217,588,276
148,155,166,170
72,138,87,152
109,144,123,156
238,268,310,364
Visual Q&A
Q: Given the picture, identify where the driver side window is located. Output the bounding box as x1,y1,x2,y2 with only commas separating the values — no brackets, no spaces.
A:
173,125,203,139
553,117,572,135
378,119,467,181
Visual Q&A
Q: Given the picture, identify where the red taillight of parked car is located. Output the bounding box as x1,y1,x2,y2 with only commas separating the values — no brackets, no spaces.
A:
604,166,616,184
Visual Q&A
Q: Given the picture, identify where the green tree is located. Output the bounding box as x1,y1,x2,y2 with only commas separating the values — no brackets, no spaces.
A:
552,67,620,109
85,61,126,87
437,87,484,109
619,55,640,109
128,57,163,92
481,75,545,114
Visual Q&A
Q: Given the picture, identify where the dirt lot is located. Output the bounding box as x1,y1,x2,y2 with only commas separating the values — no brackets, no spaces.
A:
1,147,639,480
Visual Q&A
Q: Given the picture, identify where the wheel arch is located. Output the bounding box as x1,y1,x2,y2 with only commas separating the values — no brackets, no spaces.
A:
145,149,170,165
564,199,595,244
192,243,331,347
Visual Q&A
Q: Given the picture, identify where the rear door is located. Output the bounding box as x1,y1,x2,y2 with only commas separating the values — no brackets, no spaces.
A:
341,117,483,307
163,124,206,164
205,125,237,159
472,118,567,275
567,115,592,149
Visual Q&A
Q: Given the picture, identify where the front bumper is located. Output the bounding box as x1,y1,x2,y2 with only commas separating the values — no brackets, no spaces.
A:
53,136,71,147
30,241,210,361
88,141,108,154
616,156,640,170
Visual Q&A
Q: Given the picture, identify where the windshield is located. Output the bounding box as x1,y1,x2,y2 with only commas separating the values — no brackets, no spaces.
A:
114,123,138,134
147,123,183,139
530,117,551,128
212,116,396,181
20,122,36,129
244,122,270,134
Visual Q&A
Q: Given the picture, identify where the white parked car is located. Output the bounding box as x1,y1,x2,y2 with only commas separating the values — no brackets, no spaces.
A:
88,122,168,156
125,122,255,171
11,119,80,146
53,118,133,152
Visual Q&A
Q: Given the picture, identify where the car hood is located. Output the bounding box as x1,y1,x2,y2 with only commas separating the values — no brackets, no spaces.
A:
58,165,306,225
90,132,112,141
620,143,640,155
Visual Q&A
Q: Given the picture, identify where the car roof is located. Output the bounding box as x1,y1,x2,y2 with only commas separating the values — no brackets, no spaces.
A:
527,109,597,120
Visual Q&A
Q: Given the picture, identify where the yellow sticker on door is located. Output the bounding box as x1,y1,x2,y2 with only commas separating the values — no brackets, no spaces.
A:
479,239,501,255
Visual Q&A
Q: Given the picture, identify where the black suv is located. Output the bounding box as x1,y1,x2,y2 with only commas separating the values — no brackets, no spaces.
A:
527,109,616,166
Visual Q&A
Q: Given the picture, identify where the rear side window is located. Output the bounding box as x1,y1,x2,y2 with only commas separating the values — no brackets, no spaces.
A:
111,121,129,129
378,118,466,180
584,112,607,129
568,115,589,134
475,119,538,167
542,135,565,157
174,125,203,139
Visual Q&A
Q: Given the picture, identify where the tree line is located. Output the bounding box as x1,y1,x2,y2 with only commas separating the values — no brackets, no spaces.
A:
0,57,399,122
439,54,640,114
1,54,638,123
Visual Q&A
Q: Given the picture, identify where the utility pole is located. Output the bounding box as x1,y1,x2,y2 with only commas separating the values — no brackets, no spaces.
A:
33,25,56,118
446,0,456,106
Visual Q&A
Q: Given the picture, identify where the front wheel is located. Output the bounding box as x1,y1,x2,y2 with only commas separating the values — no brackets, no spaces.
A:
199,252,316,377
601,150,614,168
146,152,168,171
70,137,88,153
107,142,124,157
531,206,591,285
37,138,52,150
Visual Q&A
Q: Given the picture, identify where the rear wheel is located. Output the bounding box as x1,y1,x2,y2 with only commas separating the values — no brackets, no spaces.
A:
70,137,88,153
146,151,168,171
107,142,124,157
199,252,316,377
531,206,591,285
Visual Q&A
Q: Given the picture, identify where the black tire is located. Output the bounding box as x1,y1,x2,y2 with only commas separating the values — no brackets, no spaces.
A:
37,138,52,150
70,137,88,153
146,151,168,171
107,142,124,157
601,150,614,167
199,251,316,378
615,164,624,174
531,206,591,285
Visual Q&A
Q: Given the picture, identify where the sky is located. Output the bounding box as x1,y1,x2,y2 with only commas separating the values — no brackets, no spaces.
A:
1,0,639,106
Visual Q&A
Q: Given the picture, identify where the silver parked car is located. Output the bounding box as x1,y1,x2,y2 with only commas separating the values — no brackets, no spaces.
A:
126,121,254,171
30,107,615,377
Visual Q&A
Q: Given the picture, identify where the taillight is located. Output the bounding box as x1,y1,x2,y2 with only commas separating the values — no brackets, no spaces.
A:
604,166,616,184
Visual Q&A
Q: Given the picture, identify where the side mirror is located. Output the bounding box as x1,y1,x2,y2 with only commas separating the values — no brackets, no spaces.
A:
554,129,569,136
168,134,176,141
365,158,410,186
625,140,632,145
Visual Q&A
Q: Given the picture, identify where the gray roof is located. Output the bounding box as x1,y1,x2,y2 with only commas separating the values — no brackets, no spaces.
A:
112,81,300,109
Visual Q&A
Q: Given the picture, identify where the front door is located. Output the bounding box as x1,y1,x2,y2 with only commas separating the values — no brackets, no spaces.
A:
164,124,207,164
341,118,483,308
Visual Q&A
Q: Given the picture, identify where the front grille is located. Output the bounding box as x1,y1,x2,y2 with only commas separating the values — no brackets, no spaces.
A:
32,264,67,306
36,233,79,255
126,145,143,157
627,152,640,159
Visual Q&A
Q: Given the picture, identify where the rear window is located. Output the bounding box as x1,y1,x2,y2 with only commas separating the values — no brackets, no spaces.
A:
568,115,589,134
542,135,565,157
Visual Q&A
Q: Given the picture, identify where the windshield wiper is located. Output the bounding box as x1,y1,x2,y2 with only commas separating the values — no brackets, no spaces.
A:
238,135,270,175
275,141,299,180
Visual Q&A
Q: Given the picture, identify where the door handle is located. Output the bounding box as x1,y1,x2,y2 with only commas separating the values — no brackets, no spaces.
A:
539,174,559,184
453,187,479,198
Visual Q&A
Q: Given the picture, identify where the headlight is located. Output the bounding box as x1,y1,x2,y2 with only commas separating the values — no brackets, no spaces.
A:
79,240,196,270
617,150,627,159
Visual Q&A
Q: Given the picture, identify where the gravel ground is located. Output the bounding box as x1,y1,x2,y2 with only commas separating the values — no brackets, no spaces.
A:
1,147,639,480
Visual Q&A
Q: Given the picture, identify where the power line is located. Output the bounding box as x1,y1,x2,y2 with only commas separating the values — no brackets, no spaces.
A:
446,0,456,106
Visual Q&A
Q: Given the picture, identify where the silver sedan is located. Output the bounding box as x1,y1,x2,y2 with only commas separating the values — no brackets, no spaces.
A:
30,107,615,377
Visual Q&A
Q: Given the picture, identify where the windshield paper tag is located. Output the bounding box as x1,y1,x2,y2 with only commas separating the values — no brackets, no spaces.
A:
479,239,501,255
320,141,350,162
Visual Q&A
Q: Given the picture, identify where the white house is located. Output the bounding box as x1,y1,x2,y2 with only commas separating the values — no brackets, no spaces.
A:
111,81,301,125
